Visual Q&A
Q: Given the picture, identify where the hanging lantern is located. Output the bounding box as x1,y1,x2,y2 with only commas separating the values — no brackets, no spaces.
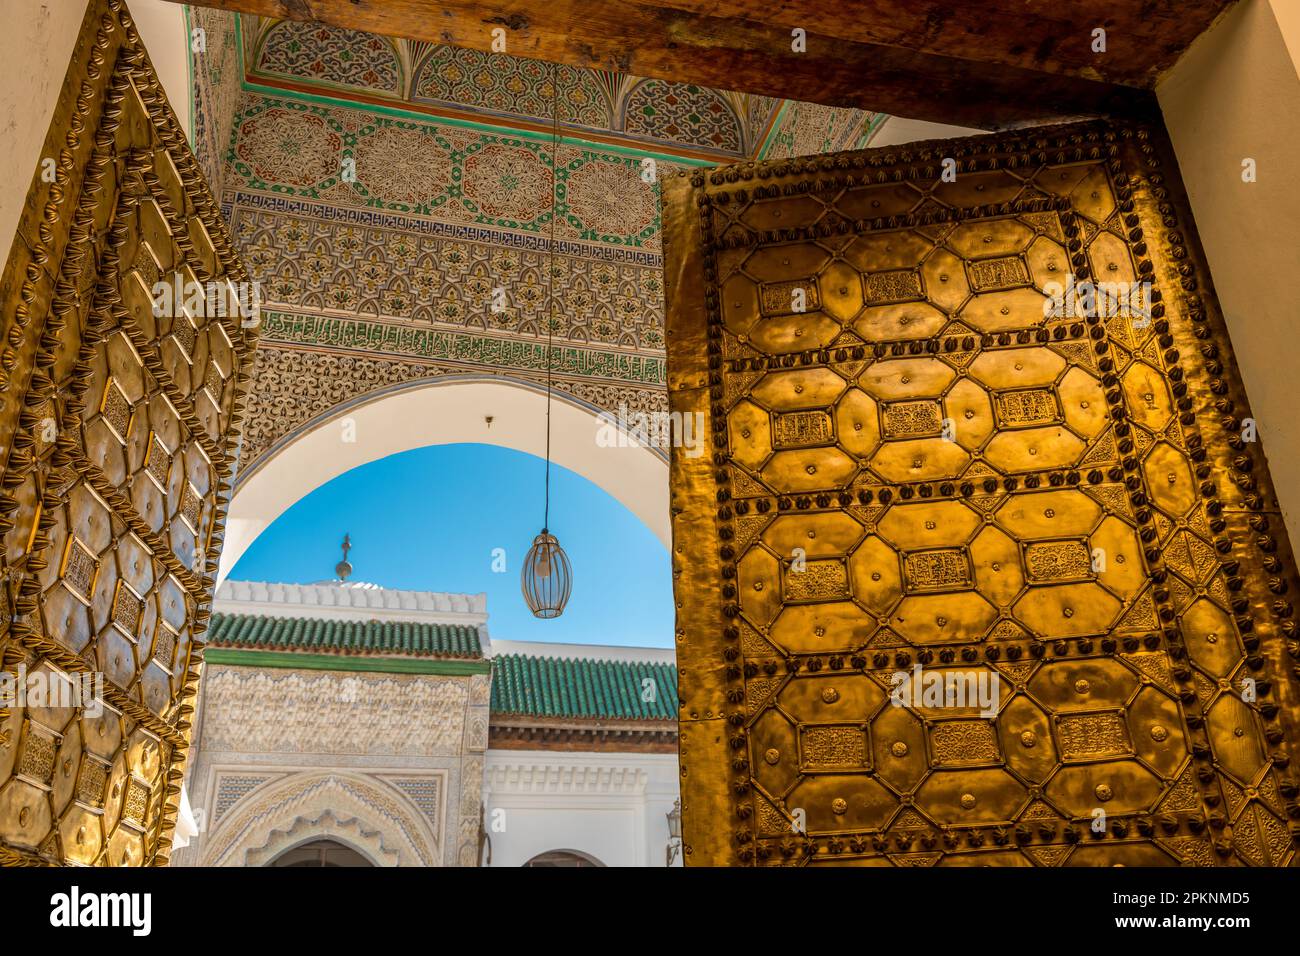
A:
518,65,574,621
522,530,572,619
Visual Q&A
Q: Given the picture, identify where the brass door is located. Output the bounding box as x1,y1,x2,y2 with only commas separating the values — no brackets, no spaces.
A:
0,0,255,865
664,120,1300,866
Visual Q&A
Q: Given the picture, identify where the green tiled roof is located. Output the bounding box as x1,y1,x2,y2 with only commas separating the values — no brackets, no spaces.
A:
491,654,677,720
207,613,483,659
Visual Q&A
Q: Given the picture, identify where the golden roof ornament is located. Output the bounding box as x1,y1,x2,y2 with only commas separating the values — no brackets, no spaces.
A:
335,533,353,582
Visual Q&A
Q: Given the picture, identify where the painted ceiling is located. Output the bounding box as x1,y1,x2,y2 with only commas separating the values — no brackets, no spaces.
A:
238,16,881,162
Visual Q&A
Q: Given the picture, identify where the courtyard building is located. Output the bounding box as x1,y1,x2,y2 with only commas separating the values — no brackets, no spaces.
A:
173,576,679,866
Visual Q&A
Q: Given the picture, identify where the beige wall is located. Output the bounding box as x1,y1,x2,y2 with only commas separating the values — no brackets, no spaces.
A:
868,115,986,148
130,0,191,132
1159,0,1300,542
1269,0,1300,65
0,0,88,271
0,0,189,270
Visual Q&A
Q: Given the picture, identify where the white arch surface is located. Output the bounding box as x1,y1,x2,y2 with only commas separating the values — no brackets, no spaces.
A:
220,376,670,583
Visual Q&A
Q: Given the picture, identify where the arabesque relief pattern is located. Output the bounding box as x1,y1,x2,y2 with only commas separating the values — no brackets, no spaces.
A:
239,344,667,467
664,121,1300,866
200,18,884,475
221,88,675,467
188,5,240,197
0,0,255,865
242,17,773,160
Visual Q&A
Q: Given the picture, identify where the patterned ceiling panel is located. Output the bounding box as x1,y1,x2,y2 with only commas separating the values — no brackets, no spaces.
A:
226,93,665,247
240,16,874,160
412,46,614,130
622,79,743,154
255,20,404,95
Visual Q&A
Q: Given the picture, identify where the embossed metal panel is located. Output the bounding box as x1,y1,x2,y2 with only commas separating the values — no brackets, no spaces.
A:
664,121,1300,866
0,0,255,865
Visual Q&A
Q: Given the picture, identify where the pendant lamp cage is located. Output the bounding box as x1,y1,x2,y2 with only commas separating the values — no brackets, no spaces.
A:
521,63,573,620
522,531,573,619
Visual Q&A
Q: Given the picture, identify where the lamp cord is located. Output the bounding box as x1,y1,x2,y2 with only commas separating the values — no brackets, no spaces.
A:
543,62,560,533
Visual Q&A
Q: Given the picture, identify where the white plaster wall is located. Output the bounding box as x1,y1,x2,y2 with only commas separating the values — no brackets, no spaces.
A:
0,0,190,272
1159,0,1300,541
483,751,680,867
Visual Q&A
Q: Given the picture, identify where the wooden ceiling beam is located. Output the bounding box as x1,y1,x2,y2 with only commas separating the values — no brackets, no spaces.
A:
168,0,1212,129
622,0,1234,89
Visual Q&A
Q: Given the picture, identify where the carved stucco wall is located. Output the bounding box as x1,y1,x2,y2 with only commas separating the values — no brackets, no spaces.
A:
220,87,678,469
197,770,438,866
241,16,789,161
195,18,883,477
187,5,241,196
176,666,490,866
757,101,887,160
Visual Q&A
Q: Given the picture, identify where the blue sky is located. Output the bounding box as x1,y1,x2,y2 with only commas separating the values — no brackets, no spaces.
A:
231,443,673,648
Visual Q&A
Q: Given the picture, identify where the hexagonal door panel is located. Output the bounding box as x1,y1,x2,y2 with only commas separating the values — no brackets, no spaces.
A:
665,119,1300,867
0,2,255,867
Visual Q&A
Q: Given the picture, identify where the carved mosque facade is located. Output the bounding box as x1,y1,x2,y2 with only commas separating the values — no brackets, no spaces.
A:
172,579,679,866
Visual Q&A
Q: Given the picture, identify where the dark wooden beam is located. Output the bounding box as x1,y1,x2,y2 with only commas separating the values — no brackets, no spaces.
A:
167,0,1217,128
627,0,1234,89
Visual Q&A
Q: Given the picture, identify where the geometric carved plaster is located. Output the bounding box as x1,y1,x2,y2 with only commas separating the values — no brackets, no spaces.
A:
201,770,438,866
235,348,668,476
242,811,397,867
198,665,470,756
212,771,284,823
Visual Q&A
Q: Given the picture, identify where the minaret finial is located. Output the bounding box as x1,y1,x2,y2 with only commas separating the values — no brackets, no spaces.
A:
335,533,353,582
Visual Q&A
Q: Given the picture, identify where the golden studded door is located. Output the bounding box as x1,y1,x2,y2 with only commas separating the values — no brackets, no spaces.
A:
0,0,256,865
663,120,1300,866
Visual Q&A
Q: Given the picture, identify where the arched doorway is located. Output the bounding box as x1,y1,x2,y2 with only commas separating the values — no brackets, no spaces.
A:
198,771,439,867
221,375,670,583
268,839,375,867
523,850,605,867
